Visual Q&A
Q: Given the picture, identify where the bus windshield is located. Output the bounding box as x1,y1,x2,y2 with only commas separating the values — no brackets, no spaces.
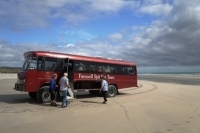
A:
22,56,37,71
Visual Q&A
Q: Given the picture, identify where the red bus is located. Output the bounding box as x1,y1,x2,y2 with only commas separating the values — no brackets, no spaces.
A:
14,51,137,103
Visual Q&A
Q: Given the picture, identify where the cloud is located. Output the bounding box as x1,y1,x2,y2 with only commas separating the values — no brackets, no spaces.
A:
90,0,127,12
120,1,200,66
0,0,200,72
0,0,138,31
108,33,123,42
0,41,24,67
58,43,75,48
0,0,173,31
139,3,173,16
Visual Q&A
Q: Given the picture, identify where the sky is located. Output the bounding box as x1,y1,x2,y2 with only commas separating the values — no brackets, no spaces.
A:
0,0,200,73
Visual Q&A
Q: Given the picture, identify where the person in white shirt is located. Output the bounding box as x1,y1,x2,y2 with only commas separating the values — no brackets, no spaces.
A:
59,73,70,108
100,76,108,104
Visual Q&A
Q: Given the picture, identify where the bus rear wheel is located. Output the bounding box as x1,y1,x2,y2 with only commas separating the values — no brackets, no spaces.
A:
37,87,51,103
107,85,117,97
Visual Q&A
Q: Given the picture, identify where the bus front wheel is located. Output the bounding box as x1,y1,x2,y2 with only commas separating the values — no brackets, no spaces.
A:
107,85,117,97
37,87,51,103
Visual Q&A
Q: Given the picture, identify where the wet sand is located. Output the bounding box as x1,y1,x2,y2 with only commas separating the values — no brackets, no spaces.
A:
0,74,200,133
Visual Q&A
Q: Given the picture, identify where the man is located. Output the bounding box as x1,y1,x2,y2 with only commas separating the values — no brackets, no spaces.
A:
49,74,58,106
59,73,70,108
100,76,108,104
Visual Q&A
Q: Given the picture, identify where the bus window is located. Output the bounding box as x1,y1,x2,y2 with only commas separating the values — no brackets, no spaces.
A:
102,65,115,74
27,61,37,70
105,66,111,73
89,64,96,72
75,62,85,72
97,66,102,72
115,65,122,75
54,58,63,71
76,61,103,73
79,63,84,71
122,66,136,75
38,57,59,71
50,63,56,70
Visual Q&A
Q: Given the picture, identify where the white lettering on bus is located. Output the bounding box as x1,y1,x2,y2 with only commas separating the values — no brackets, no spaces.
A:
107,75,115,79
94,74,101,80
79,74,93,79
78,73,115,80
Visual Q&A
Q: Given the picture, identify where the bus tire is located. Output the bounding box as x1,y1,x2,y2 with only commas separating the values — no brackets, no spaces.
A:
37,87,51,103
28,92,37,99
107,85,117,97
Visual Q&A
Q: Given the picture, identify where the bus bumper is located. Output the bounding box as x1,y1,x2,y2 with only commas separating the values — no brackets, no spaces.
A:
14,83,25,91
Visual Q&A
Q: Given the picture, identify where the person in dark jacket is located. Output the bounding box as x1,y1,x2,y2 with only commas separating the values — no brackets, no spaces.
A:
49,74,58,106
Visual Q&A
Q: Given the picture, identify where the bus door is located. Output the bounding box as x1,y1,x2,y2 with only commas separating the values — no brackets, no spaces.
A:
24,56,38,92
62,58,74,80
62,58,75,96
62,58,68,72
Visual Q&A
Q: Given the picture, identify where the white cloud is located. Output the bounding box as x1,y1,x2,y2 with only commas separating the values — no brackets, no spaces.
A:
90,0,125,11
139,3,173,16
64,43,75,47
45,0,70,7
120,1,200,66
2,54,13,58
1,0,200,73
108,33,123,41
0,0,138,31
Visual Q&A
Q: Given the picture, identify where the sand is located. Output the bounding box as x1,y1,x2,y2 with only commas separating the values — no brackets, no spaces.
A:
0,74,200,133
0,73,17,80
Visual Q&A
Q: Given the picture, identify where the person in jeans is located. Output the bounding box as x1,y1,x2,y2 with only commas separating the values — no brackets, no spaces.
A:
59,73,70,108
100,76,108,104
49,74,58,106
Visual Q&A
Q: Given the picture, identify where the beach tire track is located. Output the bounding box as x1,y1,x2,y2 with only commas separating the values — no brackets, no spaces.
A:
120,84,143,92
120,83,158,96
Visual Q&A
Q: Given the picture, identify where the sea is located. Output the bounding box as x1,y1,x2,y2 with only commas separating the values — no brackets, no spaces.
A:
139,72,200,75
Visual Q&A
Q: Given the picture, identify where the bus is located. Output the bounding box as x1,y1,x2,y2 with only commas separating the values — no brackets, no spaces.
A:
14,51,137,103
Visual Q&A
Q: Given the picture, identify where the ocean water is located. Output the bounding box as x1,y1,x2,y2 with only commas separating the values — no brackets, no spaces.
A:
139,72,200,75
138,72,200,85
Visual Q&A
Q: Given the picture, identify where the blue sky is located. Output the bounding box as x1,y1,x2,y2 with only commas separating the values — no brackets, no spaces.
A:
0,0,200,73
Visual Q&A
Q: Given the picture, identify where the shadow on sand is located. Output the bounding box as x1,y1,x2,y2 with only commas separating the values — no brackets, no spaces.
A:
0,94,37,104
80,100,102,104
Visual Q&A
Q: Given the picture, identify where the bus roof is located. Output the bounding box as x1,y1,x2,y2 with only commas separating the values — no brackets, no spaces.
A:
24,51,136,66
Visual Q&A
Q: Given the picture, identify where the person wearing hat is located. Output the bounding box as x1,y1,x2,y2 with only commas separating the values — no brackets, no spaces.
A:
100,76,108,104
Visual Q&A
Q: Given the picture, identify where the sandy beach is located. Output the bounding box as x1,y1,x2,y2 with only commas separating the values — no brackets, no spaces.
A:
0,74,200,133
